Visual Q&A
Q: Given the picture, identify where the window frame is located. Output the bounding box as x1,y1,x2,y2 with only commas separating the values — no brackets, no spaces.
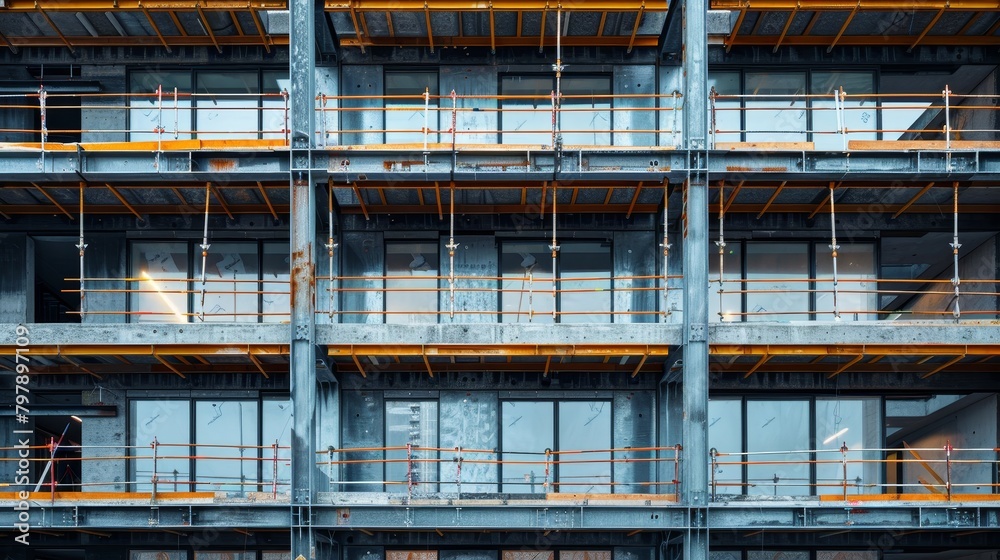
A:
499,73,614,146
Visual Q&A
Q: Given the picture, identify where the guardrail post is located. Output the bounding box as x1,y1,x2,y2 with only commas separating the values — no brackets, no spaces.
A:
841,442,849,500
674,443,682,500
272,440,280,499
943,85,952,150
544,447,552,492
406,442,414,499
150,437,159,503
38,86,47,167
282,88,290,147
709,447,717,501
945,440,953,501
319,93,328,148
454,446,463,496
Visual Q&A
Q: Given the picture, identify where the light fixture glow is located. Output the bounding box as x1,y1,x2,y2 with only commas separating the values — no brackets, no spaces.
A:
140,270,186,323
823,427,849,445
70,415,83,423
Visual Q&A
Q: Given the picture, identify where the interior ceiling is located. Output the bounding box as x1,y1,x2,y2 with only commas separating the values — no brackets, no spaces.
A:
1,1,997,51
4,181,1000,217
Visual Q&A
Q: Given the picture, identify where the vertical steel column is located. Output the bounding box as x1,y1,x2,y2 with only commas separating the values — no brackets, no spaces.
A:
682,0,710,558
290,0,317,558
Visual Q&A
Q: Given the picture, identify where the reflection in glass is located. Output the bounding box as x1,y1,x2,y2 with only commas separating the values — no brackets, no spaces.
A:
745,72,807,142
502,401,554,492
195,554,255,560
709,242,742,322
132,553,187,560
747,400,810,496
129,71,193,141
746,243,809,321
386,401,439,493
262,398,292,494
386,242,439,324
385,71,439,144
131,400,190,492
815,243,876,321
558,402,612,493
131,242,189,323
262,242,291,323
708,399,743,494
561,77,612,146
195,72,260,140
815,398,881,495
501,76,556,145
194,242,259,323
709,72,741,144
195,400,258,493
501,243,554,323
262,71,292,140
560,243,612,323
811,72,877,150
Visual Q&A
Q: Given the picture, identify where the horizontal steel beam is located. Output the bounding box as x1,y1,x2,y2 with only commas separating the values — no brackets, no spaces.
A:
1,1,285,10
0,35,289,48
329,343,671,357
325,1,668,11
340,36,661,49
724,35,1000,47
711,0,1000,10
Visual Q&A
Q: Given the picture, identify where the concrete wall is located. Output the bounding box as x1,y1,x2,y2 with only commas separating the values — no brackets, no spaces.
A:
907,235,998,320
440,66,499,145
954,68,997,142
82,384,127,491
81,65,127,142
902,394,998,494
439,235,497,324
0,233,33,323
82,233,127,324
614,230,658,323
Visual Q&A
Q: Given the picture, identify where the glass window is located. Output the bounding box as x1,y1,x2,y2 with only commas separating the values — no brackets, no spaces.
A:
501,401,554,493
195,400,259,493
708,399,743,495
387,553,438,560
132,553,188,560
815,398,881,495
745,242,809,321
811,71,876,150
501,75,611,146
262,398,292,495
815,243,876,321
129,71,193,141
560,242,612,323
709,241,742,322
561,553,611,560
558,401,612,493
131,241,190,323
131,400,191,492
501,76,554,145
196,554,255,560
262,242,291,323
195,72,260,140
745,72,807,142
709,72,741,145
262,71,291,140
501,243,554,323
385,71,439,144
747,400,810,496
194,242,260,323
561,76,612,146
385,400,439,493
386,242,439,324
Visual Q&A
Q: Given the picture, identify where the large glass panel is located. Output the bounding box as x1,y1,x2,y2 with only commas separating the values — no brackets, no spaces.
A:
561,553,611,560
129,71,193,141
501,76,555,145
748,553,808,560
262,398,292,495
195,554,255,560
195,72,260,140
262,242,290,323
558,401,612,493
709,241,742,322
746,400,810,496
386,242,439,324
385,401,439,493
745,72,807,142
709,72,741,145
195,400,258,493
561,76,612,146
745,242,809,322
815,243,876,321
193,242,260,323
502,401,554,492
387,553,438,560
385,71,439,144
708,399,743,495
131,400,190,492
131,241,189,323
501,243,554,323
560,242,612,323
815,398,881,495
262,71,291,140
132,553,187,560
811,71,877,150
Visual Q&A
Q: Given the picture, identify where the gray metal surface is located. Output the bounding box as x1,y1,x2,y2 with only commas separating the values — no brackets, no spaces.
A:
613,390,657,494
440,66,499,145
340,66,385,146
0,234,31,323
340,390,385,493
438,235,498,324
613,231,658,324
613,66,658,147
340,231,384,324
439,390,499,493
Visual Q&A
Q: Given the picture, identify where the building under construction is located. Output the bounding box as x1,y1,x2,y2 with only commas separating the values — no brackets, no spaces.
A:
1,1,1000,559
